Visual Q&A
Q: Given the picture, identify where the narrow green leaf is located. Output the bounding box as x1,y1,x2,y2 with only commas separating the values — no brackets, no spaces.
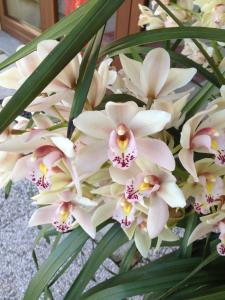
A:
4,180,12,199
101,27,225,58
119,242,137,274
67,26,105,138
64,224,127,300
24,227,89,300
0,0,124,134
0,0,93,71
179,213,198,258
155,251,219,299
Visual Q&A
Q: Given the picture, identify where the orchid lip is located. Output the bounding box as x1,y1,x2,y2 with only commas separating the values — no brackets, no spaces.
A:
53,202,74,233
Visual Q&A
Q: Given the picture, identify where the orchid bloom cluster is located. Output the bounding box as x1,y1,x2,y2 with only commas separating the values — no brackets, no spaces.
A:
138,0,225,68
1,40,225,258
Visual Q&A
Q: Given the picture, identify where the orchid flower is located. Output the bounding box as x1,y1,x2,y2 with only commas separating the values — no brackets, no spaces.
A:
29,190,96,238
119,48,196,104
11,136,75,191
73,101,174,175
182,158,225,214
179,105,225,181
188,210,225,256
110,160,186,239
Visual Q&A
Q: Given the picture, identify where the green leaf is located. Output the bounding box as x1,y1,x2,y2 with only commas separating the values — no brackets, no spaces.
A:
23,227,89,300
182,80,217,119
119,242,137,274
67,26,105,138
179,213,198,258
155,251,219,299
64,223,127,300
101,27,225,58
0,0,124,134
4,180,12,199
0,0,94,71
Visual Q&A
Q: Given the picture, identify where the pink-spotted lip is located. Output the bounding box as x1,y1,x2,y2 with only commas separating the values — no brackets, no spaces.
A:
108,127,137,169
52,202,74,233
217,242,225,256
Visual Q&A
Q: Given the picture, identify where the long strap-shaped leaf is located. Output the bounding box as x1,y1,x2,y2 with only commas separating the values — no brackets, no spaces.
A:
64,223,127,300
100,27,225,57
67,26,105,138
0,0,93,71
23,226,89,300
0,0,124,134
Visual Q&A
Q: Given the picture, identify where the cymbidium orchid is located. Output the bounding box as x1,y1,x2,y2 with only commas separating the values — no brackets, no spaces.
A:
119,48,196,104
29,190,96,238
73,101,175,175
188,210,225,256
179,105,225,181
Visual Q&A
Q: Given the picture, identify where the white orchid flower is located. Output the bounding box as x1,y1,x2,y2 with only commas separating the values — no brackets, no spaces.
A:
119,48,196,104
73,101,174,175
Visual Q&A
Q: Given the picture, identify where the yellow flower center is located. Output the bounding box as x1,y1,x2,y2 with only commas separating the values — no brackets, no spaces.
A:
139,176,153,191
39,162,48,175
211,139,218,151
121,200,132,216
206,175,216,194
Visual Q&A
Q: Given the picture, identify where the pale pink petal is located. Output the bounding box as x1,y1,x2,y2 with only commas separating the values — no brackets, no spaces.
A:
130,109,171,137
109,163,140,185
105,101,139,126
36,40,59,60
147,195,169,239
16,51,40,77
178,148,198,181
191,134,212,150
29,205,58,227
11,155,31,182
187,222,214,245
159,68,196,96
137,138,175,171
73,111,113,139
76,141,108,176
119,54,142,88
0,67,21,89
140,48,170,98
32,114,54,129
72,207,96,238
158,182,186,208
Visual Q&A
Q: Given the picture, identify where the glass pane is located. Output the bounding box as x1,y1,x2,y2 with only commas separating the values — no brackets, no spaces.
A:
5,0,41,29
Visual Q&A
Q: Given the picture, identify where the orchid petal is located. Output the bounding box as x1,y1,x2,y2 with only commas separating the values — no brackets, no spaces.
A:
72,207,96,238
105,101,139,126
51,136,75,158
138,138,175,171
178,148,198,181
135,226,151,258
160,67,196,96
130,109,171,137
29,205,58,227
73,111,113,139
0,67,21,89
92,201,116,227
187,222,214,245
140,48,170,98
109,164,140,185
119,54,142,89
158,182,186,208
76,141,108,176
147,195,169,239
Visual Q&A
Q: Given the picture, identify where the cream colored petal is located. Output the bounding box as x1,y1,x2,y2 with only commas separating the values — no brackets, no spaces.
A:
105,101,139,127
119,54,142,88
29,205,58,227
178,148,198,181
130,109,171,137
158,182,186,208
135,226,151,258
92,201,116,227
159,68,196,96
73,110,113,139
140,48,170,98
72,207,96,238
187,222,214,245
0,67,21,89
